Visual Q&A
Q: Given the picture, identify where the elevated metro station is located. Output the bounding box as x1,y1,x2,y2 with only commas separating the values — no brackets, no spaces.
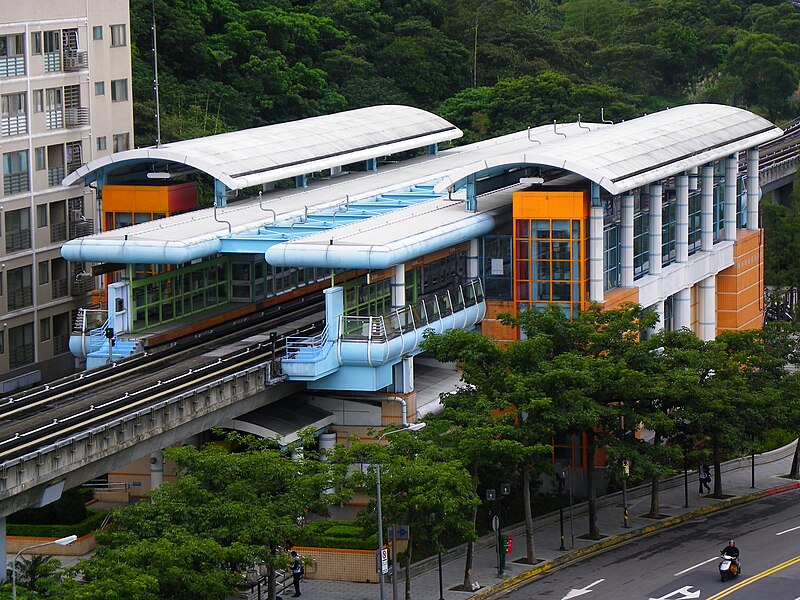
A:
56,102,781,494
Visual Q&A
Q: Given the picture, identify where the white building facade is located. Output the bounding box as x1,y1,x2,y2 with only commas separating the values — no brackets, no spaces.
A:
0,0,133,390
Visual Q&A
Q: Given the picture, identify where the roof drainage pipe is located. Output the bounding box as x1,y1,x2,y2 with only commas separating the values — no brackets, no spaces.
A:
386,396,409,425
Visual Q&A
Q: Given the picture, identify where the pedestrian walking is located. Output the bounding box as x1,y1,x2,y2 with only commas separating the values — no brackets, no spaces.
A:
291,550,303,597
699,463,711,495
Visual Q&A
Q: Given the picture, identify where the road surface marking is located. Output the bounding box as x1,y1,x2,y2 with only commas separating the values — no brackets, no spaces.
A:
560,578,605,599
674,556,719,576
776,524,800,536
648,585,700,600
706,554,800,600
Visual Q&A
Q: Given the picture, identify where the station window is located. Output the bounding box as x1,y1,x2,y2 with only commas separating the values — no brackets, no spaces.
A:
688,190,701,255
553,433,585,469
603,224,620,291
661,190,677,267
481,235,512,301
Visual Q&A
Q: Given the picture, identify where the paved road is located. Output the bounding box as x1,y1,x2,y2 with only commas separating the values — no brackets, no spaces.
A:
500,488,800,600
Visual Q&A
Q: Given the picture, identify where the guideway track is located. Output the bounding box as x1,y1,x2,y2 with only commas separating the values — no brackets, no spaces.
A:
0,298,324,465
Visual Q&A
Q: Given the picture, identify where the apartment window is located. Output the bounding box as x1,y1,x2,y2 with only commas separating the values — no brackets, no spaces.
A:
45,88,63,129
32,89,43,113
38,260,50,285
43,30,61,73
31,32,42,54
111,79,128,102
40,317,51,342
0,34,24,57
113,132,130,152
0,34,26,78
95,81,105,96
110,24,127,47
35,146,46,171
1,92,27,136
93,26,103,40
3,150,30,195
9,322,34,368
0,330,4,354
7,266,33,311
37,203,48,227
97,136,107,151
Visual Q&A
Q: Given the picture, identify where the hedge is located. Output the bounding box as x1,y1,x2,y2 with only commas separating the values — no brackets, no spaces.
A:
294,520,378,550
6,509,108,539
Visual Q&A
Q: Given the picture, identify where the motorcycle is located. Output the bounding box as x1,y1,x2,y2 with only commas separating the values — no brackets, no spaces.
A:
719,553,741,581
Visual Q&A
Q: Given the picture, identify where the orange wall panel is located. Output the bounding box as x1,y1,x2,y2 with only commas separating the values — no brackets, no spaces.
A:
103,183,197,214
716,229,764,333
513,190,589,219
481,300,518,342
602,286,639,311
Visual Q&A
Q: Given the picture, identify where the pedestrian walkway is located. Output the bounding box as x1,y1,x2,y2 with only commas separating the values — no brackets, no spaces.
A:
299,442,800,600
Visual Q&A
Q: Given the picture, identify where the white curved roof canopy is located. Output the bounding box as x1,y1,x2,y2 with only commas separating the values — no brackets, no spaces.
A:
63,105,462,189
434,104,783,195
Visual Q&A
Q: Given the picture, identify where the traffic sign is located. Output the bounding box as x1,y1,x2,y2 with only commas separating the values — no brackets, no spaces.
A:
491,515,500,532
376,548,389,574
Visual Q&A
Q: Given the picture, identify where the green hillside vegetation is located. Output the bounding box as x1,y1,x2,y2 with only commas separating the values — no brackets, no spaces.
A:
131,0,800,147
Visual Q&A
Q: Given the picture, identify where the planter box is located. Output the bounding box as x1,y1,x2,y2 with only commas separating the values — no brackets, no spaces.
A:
295,540,408,583
7,534,95,556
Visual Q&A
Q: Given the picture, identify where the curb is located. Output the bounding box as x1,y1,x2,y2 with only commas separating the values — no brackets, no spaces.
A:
469,480,800,599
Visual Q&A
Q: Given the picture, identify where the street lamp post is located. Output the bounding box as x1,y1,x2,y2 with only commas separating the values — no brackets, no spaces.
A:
376,422,426,600
12,534,77,600
557,470,566,551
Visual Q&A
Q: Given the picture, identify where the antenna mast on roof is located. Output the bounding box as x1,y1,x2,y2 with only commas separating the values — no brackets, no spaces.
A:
152,0,162,148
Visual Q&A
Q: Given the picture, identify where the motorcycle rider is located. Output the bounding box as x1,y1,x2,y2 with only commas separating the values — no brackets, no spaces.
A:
720,540,740,575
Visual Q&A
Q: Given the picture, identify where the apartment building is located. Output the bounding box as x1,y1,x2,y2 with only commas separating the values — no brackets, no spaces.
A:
0,1,133,391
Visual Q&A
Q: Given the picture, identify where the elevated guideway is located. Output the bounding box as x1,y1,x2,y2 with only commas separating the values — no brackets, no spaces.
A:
0,300,323,519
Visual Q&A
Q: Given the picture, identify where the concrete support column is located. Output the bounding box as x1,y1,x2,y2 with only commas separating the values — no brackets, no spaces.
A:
330,166,342,177
467,238,480,280
621,192,635,287
150,451,164,489
701,164,714,251
676,172,689,263
689,166,699,191
294,174,308,188
392,357,414,394
365,158,377,172
724,154,738,240
699,276,717,340
391,264,406,310
319,433,337,494
589,192,604,302
427,143,438,156
648,182,663,275
649,299,665,336
746,148,760,231
0,516,6,583
675,288,691,331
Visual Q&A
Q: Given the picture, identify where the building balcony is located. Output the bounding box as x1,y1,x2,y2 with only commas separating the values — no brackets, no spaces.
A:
1,115,27,137
48,166,65,187
52,278,69,299
5,228,31,253
0,56,25,78
3,172,29,195
8,286,33,311
51,222,67,243
63,49,88,72
65,106,89,127
10,342,34,369
69,218,94,239
283,279,486,390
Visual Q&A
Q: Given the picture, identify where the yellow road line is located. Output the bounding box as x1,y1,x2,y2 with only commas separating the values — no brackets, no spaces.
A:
706,555,800,600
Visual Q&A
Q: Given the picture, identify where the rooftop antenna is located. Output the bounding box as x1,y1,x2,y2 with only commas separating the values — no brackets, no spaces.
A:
152,0,162,148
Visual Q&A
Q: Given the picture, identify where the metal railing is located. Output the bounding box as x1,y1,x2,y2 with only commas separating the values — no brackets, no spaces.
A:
52,278,69,298
69,218,94,239
65,106,89,127
5,228,31,252
63,49,88,71
72,308,108,334
7,286,33,311
48,166,65,187
1,114,27,136
340,278,484,343
51,221,67,243
3,172,29,195
285,324,329,359
0,56,25,77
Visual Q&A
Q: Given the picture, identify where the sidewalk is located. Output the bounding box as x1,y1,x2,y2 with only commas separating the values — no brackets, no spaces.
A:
300,442,800,600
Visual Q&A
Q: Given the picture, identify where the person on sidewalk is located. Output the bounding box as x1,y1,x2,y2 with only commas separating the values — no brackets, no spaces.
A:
699,463,711,495
291,550,303,597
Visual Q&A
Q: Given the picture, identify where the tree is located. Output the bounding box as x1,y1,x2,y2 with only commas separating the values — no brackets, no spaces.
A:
61,433,352,600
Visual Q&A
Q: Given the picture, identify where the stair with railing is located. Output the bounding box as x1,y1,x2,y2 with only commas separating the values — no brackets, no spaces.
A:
282,279,486,389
